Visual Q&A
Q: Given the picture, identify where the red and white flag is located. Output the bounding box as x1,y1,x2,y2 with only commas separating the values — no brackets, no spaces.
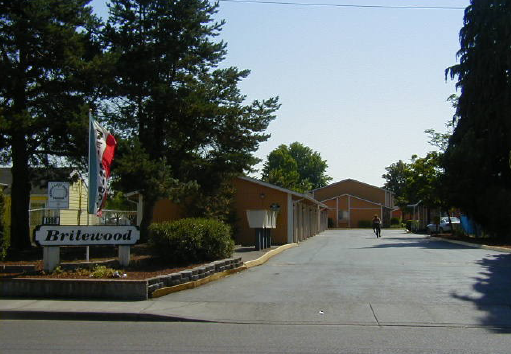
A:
88,116,117,216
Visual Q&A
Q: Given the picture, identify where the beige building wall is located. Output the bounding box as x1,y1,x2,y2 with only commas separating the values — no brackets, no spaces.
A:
60,179,91,226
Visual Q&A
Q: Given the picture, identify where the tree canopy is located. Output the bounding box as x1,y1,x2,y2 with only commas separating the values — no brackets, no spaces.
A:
103,0,279,237
0,0,280,250
443,0,511,238
383,152,444,210
0,0,102,250
382,160,409,207
262,142,331,193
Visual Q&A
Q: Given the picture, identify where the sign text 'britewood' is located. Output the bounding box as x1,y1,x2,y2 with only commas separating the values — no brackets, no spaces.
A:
35,226,140,246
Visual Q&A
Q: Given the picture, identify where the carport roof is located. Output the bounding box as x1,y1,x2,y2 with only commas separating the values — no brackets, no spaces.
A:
238,176,328,208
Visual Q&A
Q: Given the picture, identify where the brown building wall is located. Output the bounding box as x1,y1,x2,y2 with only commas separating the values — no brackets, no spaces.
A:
150,177,327,246
350,197,381,227
232,178,289,246
351,208,381,228
152,199,186,223
325,195,383,228
150,179,289,246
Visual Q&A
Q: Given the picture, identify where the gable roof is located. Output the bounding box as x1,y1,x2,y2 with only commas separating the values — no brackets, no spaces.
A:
321,193,396,209
311,178,393,194
238,176,328,208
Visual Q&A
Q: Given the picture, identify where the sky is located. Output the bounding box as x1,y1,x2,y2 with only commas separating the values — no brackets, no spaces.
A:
91,0,471,187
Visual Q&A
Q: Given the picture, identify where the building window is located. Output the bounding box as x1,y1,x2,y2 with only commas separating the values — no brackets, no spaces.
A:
338,209,349,222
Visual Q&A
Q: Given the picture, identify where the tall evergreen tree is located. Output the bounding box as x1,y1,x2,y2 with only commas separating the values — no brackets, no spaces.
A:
444,0,511,238
262,142,331,192
103,0,279,237
0,0,102,250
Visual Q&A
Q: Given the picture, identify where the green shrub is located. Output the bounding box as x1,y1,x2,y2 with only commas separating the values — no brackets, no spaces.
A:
405,220,419,232
358,220,372,228
89,265,117,278
390,217,400,225
50,265,119,278
149,218,234,264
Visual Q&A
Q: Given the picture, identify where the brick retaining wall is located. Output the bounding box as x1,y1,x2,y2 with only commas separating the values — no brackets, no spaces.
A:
0,257,243,301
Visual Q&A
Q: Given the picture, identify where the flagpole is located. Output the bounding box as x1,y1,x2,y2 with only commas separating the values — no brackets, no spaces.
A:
86,109,92,262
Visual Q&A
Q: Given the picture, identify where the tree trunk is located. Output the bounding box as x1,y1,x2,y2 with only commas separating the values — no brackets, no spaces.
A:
446,210,454,235
10,133,32,251
139,194,156,243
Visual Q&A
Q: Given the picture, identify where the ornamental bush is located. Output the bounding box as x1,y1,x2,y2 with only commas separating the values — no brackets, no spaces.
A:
148,218,234,264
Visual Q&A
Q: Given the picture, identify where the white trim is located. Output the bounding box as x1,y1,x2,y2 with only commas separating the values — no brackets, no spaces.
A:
287,193,293,244
321,193,386,207
348,195,351,228
336,196,339,228
350,207,382,210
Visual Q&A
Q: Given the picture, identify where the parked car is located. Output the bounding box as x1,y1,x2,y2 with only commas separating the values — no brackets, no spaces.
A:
426,217,460,234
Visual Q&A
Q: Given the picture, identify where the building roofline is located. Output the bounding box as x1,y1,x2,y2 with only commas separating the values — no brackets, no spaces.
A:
238,176,328,208
311,178,393,195
320,193,394,208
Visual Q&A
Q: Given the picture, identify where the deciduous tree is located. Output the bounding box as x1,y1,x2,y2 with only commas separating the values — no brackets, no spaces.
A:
382,160,409,207
262,142,331,192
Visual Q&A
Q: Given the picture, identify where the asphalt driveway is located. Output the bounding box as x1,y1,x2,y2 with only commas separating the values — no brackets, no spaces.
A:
154,229,511,330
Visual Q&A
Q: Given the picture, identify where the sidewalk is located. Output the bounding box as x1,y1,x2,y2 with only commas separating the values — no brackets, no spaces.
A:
0,244,296,322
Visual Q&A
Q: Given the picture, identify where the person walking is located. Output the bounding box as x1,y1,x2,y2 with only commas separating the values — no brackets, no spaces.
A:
372,214,382,238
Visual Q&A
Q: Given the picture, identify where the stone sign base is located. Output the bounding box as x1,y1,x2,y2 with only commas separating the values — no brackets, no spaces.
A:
43,245,131,272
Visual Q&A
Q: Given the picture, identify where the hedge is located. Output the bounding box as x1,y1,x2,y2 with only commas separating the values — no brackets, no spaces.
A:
149,218,234,264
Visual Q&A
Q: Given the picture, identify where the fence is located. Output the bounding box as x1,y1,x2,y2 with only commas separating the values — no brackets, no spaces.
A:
100,209,137,226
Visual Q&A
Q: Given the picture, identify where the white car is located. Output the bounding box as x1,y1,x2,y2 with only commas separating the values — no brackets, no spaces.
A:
426,217,461,234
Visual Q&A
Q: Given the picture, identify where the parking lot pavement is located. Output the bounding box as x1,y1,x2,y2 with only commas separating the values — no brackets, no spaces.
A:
2,229,511,331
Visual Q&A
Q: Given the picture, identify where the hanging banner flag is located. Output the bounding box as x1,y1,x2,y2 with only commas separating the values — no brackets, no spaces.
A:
88,116,117,216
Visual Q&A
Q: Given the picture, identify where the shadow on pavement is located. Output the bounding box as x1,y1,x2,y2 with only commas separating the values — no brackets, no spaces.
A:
361,237,475,250
451,253,511,333
361,235,511,331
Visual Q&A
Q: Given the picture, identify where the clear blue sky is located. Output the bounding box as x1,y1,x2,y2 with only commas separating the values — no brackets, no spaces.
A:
91,0,470,187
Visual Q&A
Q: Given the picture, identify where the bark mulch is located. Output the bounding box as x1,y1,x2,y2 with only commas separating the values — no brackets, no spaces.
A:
0,244,205,280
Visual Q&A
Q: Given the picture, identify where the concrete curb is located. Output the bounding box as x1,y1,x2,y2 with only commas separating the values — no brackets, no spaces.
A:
430,236,511,253
151,243,297,298
0,310,211,323
0,243,297,322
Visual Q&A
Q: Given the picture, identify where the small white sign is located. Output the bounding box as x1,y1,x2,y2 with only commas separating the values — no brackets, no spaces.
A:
35,225,140,246
47,182,70,209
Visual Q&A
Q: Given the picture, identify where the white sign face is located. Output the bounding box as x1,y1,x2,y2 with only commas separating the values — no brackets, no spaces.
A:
35,225,140,246
47,182,70,209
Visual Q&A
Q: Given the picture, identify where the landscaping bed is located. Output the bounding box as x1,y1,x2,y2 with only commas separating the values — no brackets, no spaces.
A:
434,233,511,250
0,244,244,300
1,244,211,280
